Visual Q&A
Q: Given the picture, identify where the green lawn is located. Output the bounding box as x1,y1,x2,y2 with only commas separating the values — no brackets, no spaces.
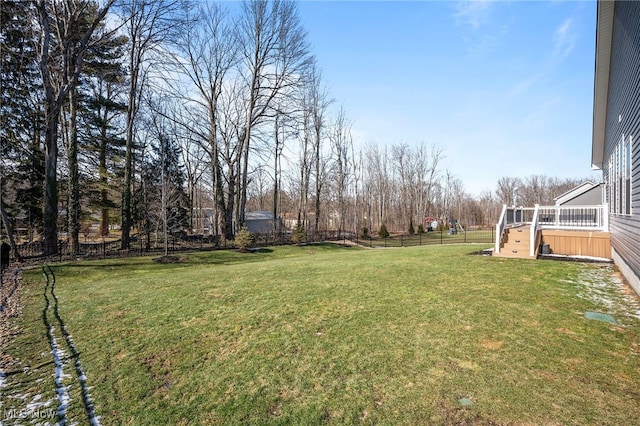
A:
3,244,640,425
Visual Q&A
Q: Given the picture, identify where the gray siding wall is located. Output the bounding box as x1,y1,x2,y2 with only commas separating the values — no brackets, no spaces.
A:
603,1,640,281
562,185,604,206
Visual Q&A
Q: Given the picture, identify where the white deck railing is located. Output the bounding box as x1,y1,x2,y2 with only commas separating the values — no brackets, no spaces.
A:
494,204,609,256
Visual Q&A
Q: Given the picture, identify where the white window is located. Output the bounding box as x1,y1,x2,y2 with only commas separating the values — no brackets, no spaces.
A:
609,134,634,216
608,155,614,214
618,138,623,213
625,136,632,215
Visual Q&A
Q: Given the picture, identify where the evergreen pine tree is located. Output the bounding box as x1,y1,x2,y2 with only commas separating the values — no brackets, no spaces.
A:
1,0,45,243
79,27,128,237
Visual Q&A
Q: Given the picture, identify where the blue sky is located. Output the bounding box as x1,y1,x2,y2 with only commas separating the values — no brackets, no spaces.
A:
296,0,599,195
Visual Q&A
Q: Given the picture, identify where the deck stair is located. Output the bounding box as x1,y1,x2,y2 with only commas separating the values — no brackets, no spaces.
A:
494,225,536,259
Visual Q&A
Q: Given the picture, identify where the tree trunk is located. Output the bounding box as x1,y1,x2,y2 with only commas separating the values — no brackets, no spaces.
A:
67,89,80,255
121,75,136,249
239,124,251,227
226,172,236,240
99,97,110,237
273,118,281,233
43,103,59,256
314,128,321,236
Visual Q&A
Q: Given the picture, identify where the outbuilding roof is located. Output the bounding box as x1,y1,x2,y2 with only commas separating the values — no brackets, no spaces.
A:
245,211,275,221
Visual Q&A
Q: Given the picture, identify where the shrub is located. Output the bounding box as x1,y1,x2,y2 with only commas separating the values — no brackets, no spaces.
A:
408,218,415,235
378,224,389,238
361,227,370,239
417,224,425,234
233,226,254,252
291,222,306,244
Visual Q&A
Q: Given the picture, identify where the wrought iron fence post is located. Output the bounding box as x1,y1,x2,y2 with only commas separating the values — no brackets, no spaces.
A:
440,229,443,244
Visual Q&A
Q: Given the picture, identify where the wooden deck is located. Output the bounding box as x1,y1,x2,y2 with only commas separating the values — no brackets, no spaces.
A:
494,227,611,260
540,230,611,259
494,205,611,260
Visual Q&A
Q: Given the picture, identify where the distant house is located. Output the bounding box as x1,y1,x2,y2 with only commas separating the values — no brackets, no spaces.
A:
244,211,280,234
592,0,640,294
554,182,604,206
190,209,282,235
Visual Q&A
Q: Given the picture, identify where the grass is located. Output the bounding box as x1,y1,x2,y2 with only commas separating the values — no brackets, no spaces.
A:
3,243,640,425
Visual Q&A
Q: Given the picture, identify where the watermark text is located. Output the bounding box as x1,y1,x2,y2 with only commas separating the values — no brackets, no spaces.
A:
4,407,56,421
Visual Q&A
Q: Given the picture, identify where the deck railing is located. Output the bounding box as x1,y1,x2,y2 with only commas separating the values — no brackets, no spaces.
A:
495,205,508,254
536,205,608,230
495,204,609,255
530,205,541,257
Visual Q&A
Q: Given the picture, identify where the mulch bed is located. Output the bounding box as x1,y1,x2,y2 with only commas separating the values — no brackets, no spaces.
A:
152,255,182,264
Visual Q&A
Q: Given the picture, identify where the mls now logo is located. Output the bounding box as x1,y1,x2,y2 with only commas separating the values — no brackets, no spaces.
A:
4,408,56,421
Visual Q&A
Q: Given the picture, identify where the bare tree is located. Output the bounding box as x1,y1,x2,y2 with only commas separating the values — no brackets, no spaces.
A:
306,66,332,235
236,0,312,228
495,176,522,206
179,134,207,234
365,144,391,232
351,145,363,237
271,111,292,232
295,87,313,228
478,190,498,226
416,143,442,221
391,143,411,230
170,1,238,239
117,0,186,249
329,107,352,237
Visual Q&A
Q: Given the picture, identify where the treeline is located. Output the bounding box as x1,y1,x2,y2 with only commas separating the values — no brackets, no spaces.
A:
0,0,589,257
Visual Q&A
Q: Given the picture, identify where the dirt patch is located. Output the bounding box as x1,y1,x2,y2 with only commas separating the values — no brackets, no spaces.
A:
480,339,503,350
142,350,175,394
268,404,281,417
435,397,501,425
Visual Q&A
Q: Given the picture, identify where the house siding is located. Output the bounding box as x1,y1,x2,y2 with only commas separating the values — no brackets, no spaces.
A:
560,185,604,206
602,1,640,289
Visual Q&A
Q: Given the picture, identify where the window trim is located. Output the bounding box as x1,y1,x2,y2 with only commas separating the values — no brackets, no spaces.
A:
609,134,634,216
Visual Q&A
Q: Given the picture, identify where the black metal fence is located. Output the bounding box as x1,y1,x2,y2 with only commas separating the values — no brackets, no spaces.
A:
8,228,495,264
353,228,495,248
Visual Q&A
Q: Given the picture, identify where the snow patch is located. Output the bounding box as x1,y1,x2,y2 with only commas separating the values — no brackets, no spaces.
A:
567,265,640,323
50,329,71,420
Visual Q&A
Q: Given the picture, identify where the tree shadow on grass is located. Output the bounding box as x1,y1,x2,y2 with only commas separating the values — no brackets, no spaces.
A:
50,243,352,273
